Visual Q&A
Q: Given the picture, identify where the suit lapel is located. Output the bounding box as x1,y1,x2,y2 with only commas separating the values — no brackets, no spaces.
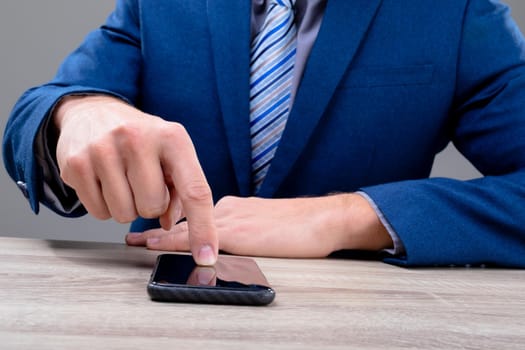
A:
258,0,383,197
207,0,252,196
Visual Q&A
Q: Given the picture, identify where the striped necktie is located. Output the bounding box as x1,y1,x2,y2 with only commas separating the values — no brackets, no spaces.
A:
250,0,297,193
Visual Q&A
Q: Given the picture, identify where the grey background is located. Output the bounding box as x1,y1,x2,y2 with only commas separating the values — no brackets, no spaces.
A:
1,1,524,243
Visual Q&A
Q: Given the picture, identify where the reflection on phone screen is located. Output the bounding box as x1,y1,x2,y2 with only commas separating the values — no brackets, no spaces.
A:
152,254,271,289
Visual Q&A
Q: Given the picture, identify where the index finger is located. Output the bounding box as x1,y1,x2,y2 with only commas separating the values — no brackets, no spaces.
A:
159,122,218,266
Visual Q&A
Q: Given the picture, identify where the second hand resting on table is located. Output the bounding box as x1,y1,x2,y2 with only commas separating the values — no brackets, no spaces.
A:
126,194,393,257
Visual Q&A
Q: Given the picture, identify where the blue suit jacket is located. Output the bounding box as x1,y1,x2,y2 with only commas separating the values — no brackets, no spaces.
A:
4,0,525,267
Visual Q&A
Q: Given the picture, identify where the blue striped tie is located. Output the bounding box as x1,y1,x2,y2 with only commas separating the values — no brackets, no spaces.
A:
250,0,297,193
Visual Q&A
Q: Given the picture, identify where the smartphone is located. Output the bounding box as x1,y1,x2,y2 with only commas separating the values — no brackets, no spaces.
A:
148,253,276,306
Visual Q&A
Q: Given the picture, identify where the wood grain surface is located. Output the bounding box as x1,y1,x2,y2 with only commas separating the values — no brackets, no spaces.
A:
0,236,524,349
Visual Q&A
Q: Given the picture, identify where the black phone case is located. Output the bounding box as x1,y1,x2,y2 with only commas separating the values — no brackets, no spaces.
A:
147,283,276,306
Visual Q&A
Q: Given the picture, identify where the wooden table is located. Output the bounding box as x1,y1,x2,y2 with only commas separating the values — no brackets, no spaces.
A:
1,236,524,349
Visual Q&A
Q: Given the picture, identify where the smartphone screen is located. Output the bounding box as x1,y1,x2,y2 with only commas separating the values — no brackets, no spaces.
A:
148,254,276,305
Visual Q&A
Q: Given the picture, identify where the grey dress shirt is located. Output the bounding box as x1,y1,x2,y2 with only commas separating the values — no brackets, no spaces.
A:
35,0,404,254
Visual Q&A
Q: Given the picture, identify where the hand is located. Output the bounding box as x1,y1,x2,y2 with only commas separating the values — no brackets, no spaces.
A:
54,95,218,265
126,194,393,258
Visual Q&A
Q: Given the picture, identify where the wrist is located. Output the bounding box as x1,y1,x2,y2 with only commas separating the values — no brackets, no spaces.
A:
53,94,121,130
334,193,393,252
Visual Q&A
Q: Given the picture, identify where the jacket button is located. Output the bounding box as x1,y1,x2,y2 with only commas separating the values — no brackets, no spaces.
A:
16,181,29,198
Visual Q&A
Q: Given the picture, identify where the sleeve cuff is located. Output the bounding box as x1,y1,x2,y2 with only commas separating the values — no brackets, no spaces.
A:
34,96,83,214
356,191,406,256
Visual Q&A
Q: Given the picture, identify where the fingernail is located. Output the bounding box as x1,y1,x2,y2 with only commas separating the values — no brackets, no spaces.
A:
147,237,161,247
126,232,142,239
197,245,216,266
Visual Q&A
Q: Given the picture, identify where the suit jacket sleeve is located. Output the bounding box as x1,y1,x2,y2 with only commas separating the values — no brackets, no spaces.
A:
362,0,525,267
2,0,141,216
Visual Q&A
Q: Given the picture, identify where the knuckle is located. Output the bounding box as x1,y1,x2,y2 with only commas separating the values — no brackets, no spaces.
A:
181,181,212,203
61,154,89,182
104,200,138,224
162,122,190,145
137,190,170,219
112,211,137,224
166,122,187,137
88,141,114,161
95,212,112,221
86,206,111,221
112,124,144,152
138,204,167,219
